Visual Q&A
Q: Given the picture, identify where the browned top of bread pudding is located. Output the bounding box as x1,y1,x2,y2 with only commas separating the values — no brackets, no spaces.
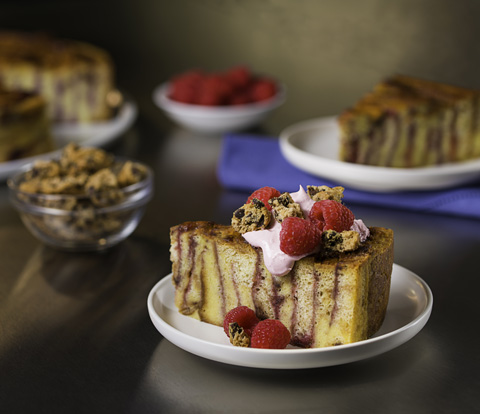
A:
0,31,112,70
340,75,478,121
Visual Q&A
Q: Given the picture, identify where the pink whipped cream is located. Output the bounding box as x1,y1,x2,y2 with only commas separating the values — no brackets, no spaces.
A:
242,185,370,277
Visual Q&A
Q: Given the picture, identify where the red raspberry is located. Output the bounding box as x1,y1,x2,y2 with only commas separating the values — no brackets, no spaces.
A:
169,87,196,104
246,186,281,211
223,306,260,338
226,65,252,89
279,217,322,256
196,89,224,106
201,75,234,102
249,78,277,102
251,319,291,349
309,200,355,232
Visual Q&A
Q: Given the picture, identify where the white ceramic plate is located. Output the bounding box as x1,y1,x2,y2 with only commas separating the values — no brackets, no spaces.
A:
0,99,137,181
279,117,480,192
147,264,433,369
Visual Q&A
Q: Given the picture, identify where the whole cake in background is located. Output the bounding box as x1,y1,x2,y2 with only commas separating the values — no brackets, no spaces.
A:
0,31,115,123
338,74,480,168
170,185,394,349
0,88,54,161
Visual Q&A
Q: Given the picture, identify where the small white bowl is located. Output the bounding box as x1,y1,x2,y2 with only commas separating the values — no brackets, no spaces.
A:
152,82,286,134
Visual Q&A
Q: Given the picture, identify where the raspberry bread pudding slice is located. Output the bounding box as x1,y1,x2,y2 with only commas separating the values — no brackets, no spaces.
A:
170,185,394,348
338,74,480,167
0,31,115,123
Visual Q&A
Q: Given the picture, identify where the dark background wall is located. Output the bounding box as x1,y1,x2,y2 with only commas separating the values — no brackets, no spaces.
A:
1,0,479,134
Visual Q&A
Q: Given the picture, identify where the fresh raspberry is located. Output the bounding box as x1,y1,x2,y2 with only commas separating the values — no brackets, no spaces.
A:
169,87,196,104
201,75,234,102
196,89,223,106
226,65,252,89
223,306,260,338
279,217,322,256
251,319,291,349
249,78,277,102
168,66,279,106
309,200,355,232
246,187,281,211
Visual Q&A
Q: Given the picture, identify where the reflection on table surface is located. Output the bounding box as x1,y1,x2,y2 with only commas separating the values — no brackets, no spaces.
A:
1,116,479,413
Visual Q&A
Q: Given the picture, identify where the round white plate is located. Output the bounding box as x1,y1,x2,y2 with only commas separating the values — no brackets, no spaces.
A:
0,98,137,181
279,117,480,192
147,264,433,369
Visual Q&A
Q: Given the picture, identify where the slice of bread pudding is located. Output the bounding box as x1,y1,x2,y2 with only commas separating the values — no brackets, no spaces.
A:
0,31,115,123
170,186,394,348
338,75,480,167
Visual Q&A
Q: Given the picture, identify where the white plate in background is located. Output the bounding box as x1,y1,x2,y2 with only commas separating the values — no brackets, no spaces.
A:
279,117,480,192
0,98,137,181
147,264,433,369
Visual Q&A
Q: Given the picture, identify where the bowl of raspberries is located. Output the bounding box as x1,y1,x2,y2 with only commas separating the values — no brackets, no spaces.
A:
153,65,285,134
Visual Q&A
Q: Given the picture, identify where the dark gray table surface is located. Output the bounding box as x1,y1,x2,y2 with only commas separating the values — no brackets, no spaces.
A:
1,115,479,413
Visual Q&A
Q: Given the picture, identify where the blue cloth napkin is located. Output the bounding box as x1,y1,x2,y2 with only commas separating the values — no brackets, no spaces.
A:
217,134,480,220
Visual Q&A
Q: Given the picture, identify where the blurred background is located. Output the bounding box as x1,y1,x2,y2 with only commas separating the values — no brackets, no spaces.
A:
1,0,479,135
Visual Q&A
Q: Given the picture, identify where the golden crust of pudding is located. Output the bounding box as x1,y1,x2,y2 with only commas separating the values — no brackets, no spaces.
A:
0,31,112,70
339,74,480,123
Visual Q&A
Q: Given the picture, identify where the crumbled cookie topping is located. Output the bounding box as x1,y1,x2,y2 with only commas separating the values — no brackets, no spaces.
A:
231,199,271,233
19,143,147,197
59,142,114,175
85,169,125,207
268,192,304,223
15,143,149,243
307,185,344,203
228,322,251,347
117,160,147,187
322,229,360,252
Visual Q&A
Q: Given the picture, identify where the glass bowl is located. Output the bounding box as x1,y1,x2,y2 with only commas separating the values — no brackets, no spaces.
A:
8,161,153,252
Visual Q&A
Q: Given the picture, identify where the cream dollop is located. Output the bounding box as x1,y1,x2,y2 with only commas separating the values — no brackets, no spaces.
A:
242,185,369,277
351,218,370,242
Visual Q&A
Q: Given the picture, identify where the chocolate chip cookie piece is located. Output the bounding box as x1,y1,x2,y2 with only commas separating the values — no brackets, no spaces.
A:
20,173,89,195
231,199,271,233
322,229,360,252
23,160,62,181
268,192,304,223
60,143,114,175
85,168,125,207
117,161,147,187
307,185,344,203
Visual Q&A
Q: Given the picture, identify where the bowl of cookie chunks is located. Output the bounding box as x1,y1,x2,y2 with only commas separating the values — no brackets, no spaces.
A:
8,143,153,252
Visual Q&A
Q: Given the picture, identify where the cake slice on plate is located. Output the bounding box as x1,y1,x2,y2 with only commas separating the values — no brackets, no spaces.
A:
0,31,115,123
170,185,394,348
338,74,480,167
